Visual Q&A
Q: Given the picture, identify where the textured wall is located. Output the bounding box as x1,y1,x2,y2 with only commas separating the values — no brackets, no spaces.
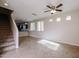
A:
30,9,79,46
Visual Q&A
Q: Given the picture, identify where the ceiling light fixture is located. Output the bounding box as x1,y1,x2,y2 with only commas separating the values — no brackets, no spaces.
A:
49,19,53,22
4,3,8,6
56,17,61,22
51,10,56,14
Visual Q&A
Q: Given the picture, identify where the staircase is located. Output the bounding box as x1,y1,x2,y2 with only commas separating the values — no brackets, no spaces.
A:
0,13,15,57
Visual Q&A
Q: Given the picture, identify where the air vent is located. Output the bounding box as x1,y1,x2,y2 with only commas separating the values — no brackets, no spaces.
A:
32,13,37,16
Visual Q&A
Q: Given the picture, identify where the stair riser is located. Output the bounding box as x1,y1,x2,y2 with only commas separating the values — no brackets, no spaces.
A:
0,42,15,47
3,45,15,52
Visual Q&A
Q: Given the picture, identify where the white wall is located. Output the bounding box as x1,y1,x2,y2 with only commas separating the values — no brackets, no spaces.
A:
11,14,19,48
30,9,79,46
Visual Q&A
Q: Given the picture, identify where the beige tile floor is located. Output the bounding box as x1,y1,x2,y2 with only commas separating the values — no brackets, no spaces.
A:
1,36,79,58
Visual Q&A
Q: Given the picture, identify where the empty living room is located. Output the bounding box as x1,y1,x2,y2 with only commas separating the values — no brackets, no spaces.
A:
0,0,79,58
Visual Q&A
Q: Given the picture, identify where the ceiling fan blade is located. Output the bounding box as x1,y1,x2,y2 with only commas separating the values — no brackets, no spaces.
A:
46,5,52,9
56,9,62,11
44,10,51,12
56,4,63,8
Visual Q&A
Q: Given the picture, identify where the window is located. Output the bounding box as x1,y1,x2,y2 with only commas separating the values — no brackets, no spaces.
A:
66,16,71,21
56,17,61,22
37,21,41,31
30,22,35,31
37,21,44,31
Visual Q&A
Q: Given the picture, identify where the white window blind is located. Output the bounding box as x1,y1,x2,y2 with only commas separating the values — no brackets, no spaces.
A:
37,21,44,31
30,22,35,31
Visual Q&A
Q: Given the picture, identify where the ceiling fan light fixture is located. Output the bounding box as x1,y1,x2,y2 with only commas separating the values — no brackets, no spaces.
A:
51,10,56,14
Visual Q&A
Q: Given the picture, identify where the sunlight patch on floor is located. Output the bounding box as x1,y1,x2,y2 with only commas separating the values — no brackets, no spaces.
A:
38,40,60,51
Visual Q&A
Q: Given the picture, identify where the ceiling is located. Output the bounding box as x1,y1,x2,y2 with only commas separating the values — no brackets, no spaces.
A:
1,0,79,21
